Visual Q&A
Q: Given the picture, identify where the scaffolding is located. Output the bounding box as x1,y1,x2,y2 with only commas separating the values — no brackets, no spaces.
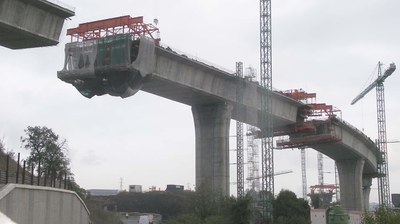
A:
66,15,160,44
259,0,274,221
247,126,261,192
235,61,245,198
276,89,342,149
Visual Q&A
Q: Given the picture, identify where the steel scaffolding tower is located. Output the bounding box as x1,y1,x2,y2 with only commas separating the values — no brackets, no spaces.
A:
301,148,307,199
247,126,261,191
260,0,274,222
236,61,245,198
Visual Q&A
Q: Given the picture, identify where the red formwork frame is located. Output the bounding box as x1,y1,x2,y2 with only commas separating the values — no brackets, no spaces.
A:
307,103,341,118
276,89,343,148
283,89,341,118
66,15,160,45
283,89,316,104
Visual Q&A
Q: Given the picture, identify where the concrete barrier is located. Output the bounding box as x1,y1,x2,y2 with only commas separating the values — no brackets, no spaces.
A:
0,184,90,224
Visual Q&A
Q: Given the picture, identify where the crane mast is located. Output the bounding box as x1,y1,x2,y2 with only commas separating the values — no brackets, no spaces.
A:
260,0,273,222
236,62,245,198
350,62,396,207
376,64,390,207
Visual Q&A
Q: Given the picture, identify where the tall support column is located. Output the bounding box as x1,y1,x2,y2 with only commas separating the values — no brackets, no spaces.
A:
363,177,373,211
336,159,365,211
192,103,233,196
335,163,341,202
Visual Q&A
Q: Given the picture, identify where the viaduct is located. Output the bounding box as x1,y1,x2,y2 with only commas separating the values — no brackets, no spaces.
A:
58,37,380,212
0,0,381,215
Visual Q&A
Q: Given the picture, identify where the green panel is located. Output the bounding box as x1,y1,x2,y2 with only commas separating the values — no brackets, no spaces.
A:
96,34,132,68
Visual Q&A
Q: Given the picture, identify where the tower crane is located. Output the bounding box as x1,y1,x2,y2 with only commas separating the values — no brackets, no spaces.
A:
259,0,273,222
350,62,396,207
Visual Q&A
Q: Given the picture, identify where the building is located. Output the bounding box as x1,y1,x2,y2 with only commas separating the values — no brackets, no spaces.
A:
87,189,119,197
392,194,400,208
129,185,143,193
165,184,184,192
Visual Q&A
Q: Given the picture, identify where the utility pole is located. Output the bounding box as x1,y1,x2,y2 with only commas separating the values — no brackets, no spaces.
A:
260,0,274,222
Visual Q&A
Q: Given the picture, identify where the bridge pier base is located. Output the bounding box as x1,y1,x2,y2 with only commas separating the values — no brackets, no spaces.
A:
192,103,232,196
336,159,365,211
362,177,372,211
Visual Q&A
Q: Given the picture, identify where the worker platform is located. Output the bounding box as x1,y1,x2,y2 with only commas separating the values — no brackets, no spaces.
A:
57,15,160,98
0,0,74,49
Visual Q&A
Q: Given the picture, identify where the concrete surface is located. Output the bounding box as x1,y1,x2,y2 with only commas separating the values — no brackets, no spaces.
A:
192,103,232,195
0,184,90,224
0,0,74,49
309,119,379,211
0,211,16,224
58,37,380,201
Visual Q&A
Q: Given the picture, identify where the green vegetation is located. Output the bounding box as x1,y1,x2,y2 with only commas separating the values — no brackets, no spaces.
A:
112,187,251,224
111,188,310,224
85,197,121,224
361,207,400,224
21,126,71,177
273,190,311,224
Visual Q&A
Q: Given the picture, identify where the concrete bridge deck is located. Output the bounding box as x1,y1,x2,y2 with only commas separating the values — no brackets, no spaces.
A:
57,37,380,211
277,117,380,211
0,0,74,49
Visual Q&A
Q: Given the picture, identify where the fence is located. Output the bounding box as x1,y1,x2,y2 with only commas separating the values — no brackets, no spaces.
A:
0,153,72,190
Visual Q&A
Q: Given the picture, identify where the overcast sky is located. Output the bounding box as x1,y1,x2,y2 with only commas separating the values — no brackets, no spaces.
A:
0,0,399,203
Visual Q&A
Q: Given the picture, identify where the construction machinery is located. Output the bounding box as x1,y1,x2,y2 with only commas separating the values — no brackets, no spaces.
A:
350,62,396,207
58,15,160,99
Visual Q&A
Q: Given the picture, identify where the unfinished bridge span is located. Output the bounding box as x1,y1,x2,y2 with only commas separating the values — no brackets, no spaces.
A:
58,16,380,212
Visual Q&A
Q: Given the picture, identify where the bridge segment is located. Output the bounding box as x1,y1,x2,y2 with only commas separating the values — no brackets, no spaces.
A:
58,37,303,196
277,117,379,211
58,37,379,211
0,0,74,49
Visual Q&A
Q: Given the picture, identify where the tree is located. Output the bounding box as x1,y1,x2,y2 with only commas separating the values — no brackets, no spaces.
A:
273,190,311,224
0,137,15,158
21,126,71,177
361,207,400,224
0,138,5,153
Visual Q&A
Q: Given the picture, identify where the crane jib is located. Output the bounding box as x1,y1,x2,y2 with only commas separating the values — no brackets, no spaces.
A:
350,63,396,105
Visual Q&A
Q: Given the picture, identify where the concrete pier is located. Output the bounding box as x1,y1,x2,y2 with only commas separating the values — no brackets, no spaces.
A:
336,159,365,211
192,103,233,196
362,177,372,211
